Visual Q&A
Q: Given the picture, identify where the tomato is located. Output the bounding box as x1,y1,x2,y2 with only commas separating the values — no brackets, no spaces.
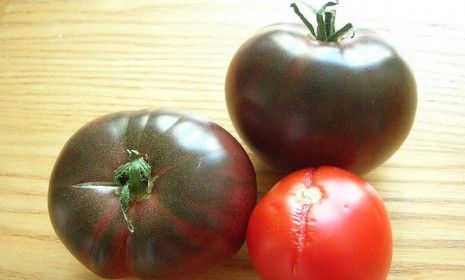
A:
225,2,417,174
48,109,257,279
247,166,392,280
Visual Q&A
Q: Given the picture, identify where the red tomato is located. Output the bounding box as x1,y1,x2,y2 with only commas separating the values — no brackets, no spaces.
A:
247,166,392,280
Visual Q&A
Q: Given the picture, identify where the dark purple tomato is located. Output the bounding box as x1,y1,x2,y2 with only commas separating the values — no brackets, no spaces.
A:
48,109,257,279
225,22,417,174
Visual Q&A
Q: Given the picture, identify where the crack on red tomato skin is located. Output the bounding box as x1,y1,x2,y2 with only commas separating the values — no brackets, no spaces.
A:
291,202,316,278
291,168,320,278
304,168,317,188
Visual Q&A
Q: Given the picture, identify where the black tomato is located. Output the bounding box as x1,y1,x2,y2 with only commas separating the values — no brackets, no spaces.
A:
225,3,417,174
48,109,257,279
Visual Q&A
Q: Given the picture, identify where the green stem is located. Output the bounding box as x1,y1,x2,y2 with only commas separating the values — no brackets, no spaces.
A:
113,150,153,199
290,1,354,42
290,3,316,39
316,11,326,41
119,184,134,233
327,23,353,41
325,11,335,38
113,150,154,232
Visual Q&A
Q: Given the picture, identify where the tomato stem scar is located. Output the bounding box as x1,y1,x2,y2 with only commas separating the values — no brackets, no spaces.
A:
296,187,322,204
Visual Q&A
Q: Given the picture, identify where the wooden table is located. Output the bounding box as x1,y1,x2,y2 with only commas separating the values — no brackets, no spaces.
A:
1,0,464,279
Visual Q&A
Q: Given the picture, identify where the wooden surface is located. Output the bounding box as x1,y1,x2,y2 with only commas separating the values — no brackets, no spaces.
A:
1,0,464,279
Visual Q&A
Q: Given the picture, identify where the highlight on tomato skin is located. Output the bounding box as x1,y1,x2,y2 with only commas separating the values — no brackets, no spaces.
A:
246,166,392,280
48,109,257,279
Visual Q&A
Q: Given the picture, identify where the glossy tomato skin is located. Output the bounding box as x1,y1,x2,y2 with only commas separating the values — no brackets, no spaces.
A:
247,166,392,280
226,24,417,174
48,110,257,279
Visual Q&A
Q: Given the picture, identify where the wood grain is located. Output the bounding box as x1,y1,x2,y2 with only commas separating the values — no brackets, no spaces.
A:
1,0,464,279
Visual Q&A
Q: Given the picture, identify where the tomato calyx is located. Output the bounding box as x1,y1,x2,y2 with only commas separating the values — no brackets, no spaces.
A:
290,0,353,42
112,150,155,233
71,150,154,233
296,168,323,204
113,150,154,201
